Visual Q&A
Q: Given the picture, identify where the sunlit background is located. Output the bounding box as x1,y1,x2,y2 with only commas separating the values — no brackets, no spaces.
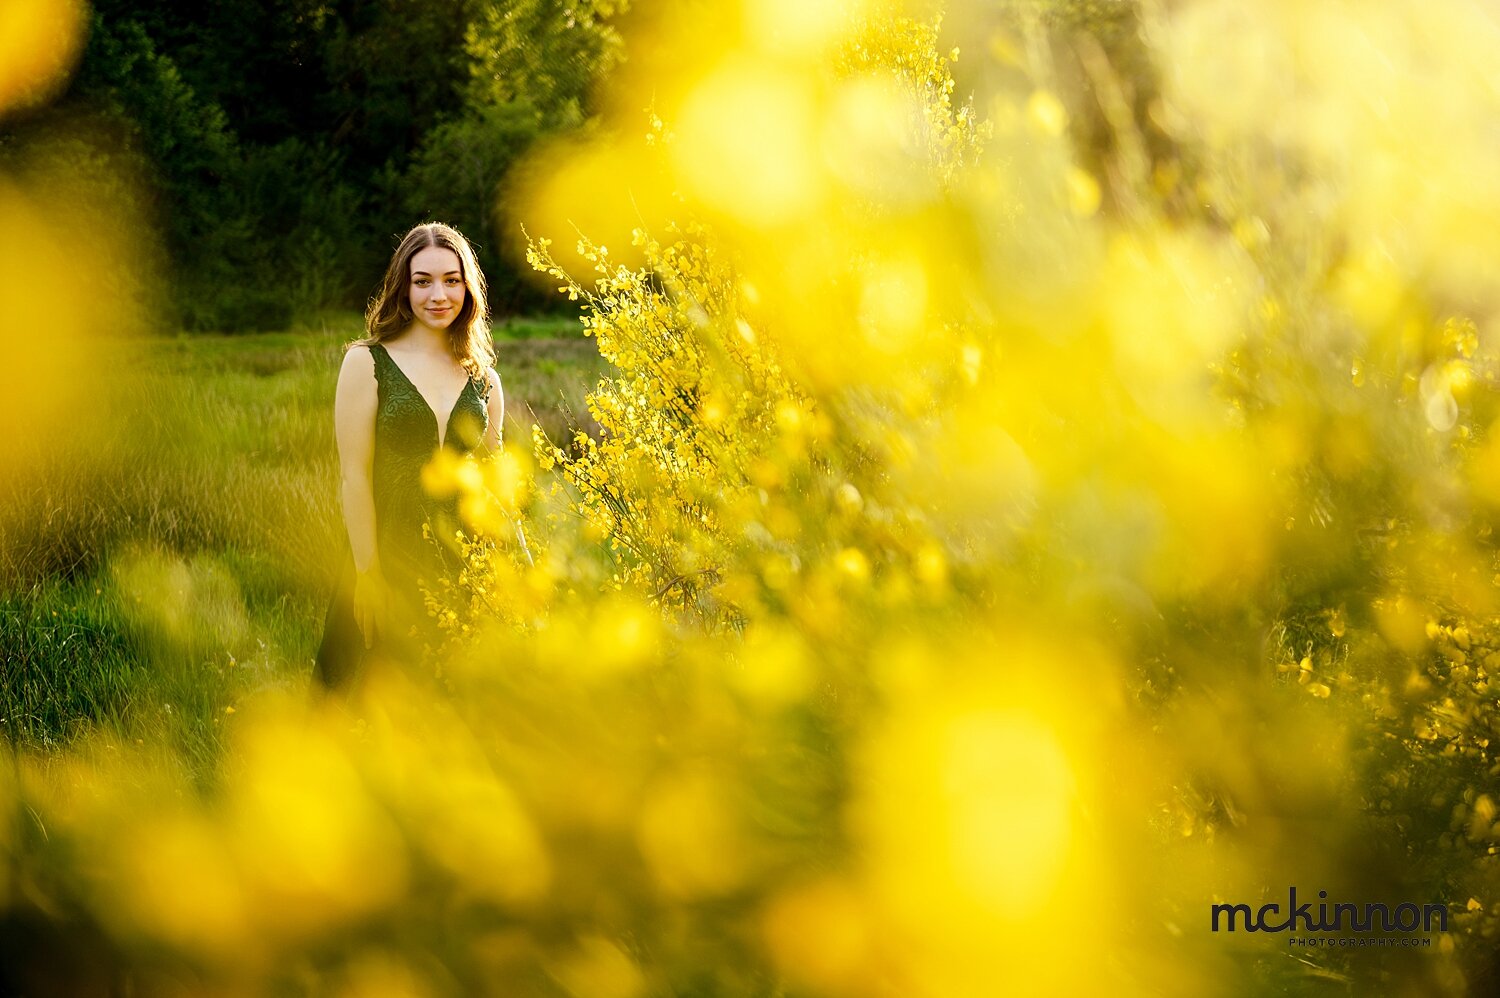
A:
5,0,1500,994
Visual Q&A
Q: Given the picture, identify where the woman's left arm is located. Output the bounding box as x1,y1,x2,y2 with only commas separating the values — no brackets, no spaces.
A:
481,367,505,454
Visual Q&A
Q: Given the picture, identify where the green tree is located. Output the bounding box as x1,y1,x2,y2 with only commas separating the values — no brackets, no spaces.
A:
465,0,631,128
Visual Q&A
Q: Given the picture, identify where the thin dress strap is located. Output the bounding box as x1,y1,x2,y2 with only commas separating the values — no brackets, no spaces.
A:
366,341,389,376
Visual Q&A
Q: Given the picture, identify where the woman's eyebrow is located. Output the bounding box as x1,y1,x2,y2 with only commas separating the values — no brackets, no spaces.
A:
412,270,462,277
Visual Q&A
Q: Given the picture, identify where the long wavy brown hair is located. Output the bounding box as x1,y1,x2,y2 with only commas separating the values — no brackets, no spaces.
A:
356,222,496,381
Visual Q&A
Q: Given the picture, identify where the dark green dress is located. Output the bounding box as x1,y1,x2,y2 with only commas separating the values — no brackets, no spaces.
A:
314,342,491,690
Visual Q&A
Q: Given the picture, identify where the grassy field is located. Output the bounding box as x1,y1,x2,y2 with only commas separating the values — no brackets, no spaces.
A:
0,313,607,774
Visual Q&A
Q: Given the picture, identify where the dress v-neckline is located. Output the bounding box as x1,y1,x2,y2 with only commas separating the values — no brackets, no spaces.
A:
375,343,469,450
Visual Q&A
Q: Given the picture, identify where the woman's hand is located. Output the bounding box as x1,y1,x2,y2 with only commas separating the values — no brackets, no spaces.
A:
352,567,390,650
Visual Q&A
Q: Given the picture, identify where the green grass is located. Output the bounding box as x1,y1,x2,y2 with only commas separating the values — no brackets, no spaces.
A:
0,579,139,747
0,313,609,773
493,313,586,340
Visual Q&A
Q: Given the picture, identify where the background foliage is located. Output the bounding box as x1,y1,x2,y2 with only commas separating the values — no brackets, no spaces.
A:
0,0,633,330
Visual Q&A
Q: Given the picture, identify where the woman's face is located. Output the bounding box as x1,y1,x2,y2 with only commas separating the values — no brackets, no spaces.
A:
407,245,466,332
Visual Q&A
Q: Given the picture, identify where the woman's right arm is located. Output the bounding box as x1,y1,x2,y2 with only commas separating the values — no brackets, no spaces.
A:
334,346,386,647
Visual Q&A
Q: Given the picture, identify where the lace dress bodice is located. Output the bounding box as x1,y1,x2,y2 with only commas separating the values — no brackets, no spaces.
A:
367,341,490,620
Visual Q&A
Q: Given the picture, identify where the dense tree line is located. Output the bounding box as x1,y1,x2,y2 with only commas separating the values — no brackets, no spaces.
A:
1,0,629,330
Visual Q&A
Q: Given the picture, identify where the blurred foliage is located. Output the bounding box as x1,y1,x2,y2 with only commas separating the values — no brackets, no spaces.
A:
0,0,634,330
0,0,87,115
10,0,1500,995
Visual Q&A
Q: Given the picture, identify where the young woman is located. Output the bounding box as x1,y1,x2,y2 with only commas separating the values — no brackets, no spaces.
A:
313,222,505,692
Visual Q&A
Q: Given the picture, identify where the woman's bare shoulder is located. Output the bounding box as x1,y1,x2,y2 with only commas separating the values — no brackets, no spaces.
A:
339,343,377,373
335,345,378,402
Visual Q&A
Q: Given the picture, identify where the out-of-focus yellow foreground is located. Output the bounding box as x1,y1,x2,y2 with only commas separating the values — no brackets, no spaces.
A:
8,0,1500,994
